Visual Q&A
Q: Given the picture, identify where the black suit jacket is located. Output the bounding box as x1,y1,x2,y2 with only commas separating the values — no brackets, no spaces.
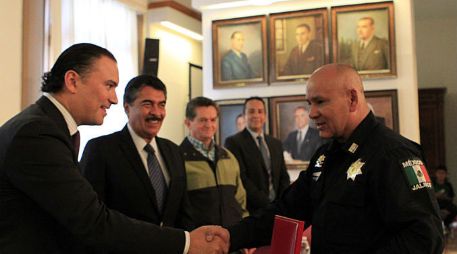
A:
80,126,194,233
0,96,185,253
225,129,290,214
283,127,324,161
281,40,323,76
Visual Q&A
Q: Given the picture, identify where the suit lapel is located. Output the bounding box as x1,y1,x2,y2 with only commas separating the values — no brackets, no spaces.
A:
359,38,377,67
119,126,159,211
36,96,78,161
241,129,266,170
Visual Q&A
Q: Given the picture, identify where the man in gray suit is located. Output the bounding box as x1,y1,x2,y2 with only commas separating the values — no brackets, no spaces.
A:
351,17,389,71
221,31,256,81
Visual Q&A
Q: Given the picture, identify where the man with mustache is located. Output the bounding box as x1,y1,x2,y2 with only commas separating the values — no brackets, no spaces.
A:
81,75,197,253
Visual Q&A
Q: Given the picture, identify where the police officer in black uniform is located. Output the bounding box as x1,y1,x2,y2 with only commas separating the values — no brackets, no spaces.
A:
227,63,444,253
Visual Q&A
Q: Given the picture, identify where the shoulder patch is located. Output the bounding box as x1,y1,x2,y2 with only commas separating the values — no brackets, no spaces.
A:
315,155,326,168
402,159,432,191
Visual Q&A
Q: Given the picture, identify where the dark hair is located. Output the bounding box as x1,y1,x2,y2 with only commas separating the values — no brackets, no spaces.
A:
295,105,309,113
296,23,311,32
123,75,167,105
41,43,116,93
243,96,265,113
436,165,448,172
359,17,375,25
231,31,242,39
186,96,219,120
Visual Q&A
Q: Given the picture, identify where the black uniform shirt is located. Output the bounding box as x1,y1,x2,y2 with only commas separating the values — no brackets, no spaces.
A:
281,112,444,254
229,112,444,254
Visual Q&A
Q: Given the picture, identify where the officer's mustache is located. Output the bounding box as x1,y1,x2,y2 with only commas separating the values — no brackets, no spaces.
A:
145,115,163,122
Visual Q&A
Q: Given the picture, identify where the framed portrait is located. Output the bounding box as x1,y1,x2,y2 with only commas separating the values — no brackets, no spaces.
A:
270,8,329,82
331,2,396,78
212,16,268,88
215,98,269,145
269,95,324,171
188,63,202,100
365,89,399,132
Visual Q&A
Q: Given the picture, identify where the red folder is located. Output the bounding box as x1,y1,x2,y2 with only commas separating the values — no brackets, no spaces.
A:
270,215,304,254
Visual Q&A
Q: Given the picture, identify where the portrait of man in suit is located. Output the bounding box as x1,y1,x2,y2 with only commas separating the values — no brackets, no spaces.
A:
280,24,323,76
221,31,256,81
334,3,395,78
351,16,389,71
283,106,324,161
80,75,195,241
213,16,267,87
225,97,290,214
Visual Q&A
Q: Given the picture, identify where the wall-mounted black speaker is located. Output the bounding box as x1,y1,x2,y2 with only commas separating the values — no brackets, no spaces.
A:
143,38,159,76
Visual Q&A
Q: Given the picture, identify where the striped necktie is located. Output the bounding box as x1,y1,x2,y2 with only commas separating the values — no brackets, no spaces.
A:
297,130,303,155
144,144,167,213
257,135,275,201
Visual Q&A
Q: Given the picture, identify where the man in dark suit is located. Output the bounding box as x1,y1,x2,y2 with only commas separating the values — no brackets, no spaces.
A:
225,97,290,214
351,17,389,71
80,75,194,245
283,106,324,161
221,31,256,81
0,43,228,254
281,24,323,76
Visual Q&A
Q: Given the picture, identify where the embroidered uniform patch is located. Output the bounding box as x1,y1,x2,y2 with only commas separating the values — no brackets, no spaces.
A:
402,159,431,191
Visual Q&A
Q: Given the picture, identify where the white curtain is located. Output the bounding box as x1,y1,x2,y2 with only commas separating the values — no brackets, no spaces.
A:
60,0,138,158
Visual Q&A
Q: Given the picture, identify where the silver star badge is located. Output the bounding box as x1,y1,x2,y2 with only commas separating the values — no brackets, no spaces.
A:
347,159,364,181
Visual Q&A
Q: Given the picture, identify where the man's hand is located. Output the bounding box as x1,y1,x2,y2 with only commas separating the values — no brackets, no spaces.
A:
242,248,257,254
188,225,230,254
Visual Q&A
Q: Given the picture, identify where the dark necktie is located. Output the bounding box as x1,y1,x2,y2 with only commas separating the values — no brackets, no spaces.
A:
72,131,80,155
297,130,303,156
257,135,275,201
144,144,167,213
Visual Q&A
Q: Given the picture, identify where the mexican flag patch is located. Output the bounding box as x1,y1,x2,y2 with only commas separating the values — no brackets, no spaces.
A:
402,159,431,191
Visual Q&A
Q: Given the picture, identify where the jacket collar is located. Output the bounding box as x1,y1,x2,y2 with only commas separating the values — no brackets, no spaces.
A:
327,112,378,156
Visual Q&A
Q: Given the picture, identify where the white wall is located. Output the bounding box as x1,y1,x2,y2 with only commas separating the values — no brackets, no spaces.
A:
0,1,23,124
198,0,421,142
414,0,457,186
145,17,202,144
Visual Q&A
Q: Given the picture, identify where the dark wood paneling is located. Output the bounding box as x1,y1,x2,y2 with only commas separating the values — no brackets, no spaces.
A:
419,88,446,173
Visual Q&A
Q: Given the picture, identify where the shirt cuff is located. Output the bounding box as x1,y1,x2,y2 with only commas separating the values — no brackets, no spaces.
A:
183,231,190,254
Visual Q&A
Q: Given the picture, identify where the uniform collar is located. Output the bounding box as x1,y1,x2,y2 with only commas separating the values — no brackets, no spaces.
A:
327,112,378,155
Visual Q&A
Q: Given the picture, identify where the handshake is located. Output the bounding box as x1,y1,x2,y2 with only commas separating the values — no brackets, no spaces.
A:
188,225,230,254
